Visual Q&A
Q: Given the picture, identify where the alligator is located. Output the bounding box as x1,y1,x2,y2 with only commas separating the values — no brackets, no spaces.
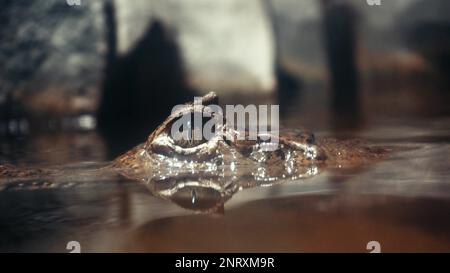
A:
0,92,391,213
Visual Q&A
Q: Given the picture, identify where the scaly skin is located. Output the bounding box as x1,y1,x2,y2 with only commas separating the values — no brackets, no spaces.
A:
112,92,388,181
0,93,391,212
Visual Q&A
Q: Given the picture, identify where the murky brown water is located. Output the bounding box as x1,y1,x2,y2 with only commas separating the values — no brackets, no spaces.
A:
1,114,450,253
2,78,450,253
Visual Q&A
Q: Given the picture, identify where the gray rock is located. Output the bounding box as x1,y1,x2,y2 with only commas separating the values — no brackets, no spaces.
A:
0,0,105,114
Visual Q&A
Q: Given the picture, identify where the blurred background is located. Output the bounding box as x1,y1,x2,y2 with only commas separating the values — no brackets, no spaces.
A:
1,0,450,160
1,0,450,253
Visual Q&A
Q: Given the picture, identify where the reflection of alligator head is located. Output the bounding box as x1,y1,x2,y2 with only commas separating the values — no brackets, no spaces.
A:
0,93,390,213
146,176,234,214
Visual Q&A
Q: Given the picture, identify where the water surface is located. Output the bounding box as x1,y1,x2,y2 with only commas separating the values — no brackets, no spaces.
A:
1,116,450,253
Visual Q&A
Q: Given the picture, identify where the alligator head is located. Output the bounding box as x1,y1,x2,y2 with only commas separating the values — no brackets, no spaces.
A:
111,92,337,212
113,92,328,180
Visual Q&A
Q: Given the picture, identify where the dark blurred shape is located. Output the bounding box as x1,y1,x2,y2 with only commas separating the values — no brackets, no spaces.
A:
399,0,450,82
408,22,450,81
276,67,303,118
321,0,359,117
97,2,195,157
264,0,303,118
103,0,117,72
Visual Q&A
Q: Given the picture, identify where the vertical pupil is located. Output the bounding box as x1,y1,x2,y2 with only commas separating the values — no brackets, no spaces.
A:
172,113,215,148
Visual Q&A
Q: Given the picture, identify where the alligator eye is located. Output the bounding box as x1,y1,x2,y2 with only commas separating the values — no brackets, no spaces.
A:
170,112,217,149
148,105,224,160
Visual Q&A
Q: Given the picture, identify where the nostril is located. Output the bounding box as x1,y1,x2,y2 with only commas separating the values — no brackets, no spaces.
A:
315,147,327,161
307,134,316,144
300,132,315,144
